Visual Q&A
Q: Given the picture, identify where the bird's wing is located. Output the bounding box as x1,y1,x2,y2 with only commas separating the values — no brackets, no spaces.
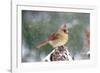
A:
48,33,59,41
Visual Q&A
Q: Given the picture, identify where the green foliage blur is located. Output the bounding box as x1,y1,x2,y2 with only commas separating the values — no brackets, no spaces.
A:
22,10,90,62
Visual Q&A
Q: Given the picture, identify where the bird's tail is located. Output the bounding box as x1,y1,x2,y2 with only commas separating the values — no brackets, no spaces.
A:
36,39,49,49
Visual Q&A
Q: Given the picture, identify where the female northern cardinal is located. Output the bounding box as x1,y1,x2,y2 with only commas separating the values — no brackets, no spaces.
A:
36,24,68,48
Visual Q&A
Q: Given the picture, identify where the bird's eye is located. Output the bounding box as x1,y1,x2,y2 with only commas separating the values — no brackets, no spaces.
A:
62,29,68,34
63,29,67,33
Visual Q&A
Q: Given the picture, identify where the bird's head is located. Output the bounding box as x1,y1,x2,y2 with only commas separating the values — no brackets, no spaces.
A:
59,24,68,34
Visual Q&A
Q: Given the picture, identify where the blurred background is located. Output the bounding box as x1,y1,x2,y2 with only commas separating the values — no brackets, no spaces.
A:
22,10,90,62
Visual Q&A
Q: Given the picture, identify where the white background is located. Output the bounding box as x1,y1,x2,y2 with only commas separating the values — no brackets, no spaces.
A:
0,0,99,73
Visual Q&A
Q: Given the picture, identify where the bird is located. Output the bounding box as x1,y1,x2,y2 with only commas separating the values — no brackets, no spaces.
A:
36,24,69,49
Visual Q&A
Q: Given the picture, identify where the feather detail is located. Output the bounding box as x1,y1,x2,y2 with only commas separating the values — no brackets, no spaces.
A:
36,39,49,48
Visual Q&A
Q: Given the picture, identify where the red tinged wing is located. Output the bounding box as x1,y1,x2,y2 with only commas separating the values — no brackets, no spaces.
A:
36,33,58,48
48,33,58,41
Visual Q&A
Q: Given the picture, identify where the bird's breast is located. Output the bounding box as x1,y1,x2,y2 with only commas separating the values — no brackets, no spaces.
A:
49,32,68,48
